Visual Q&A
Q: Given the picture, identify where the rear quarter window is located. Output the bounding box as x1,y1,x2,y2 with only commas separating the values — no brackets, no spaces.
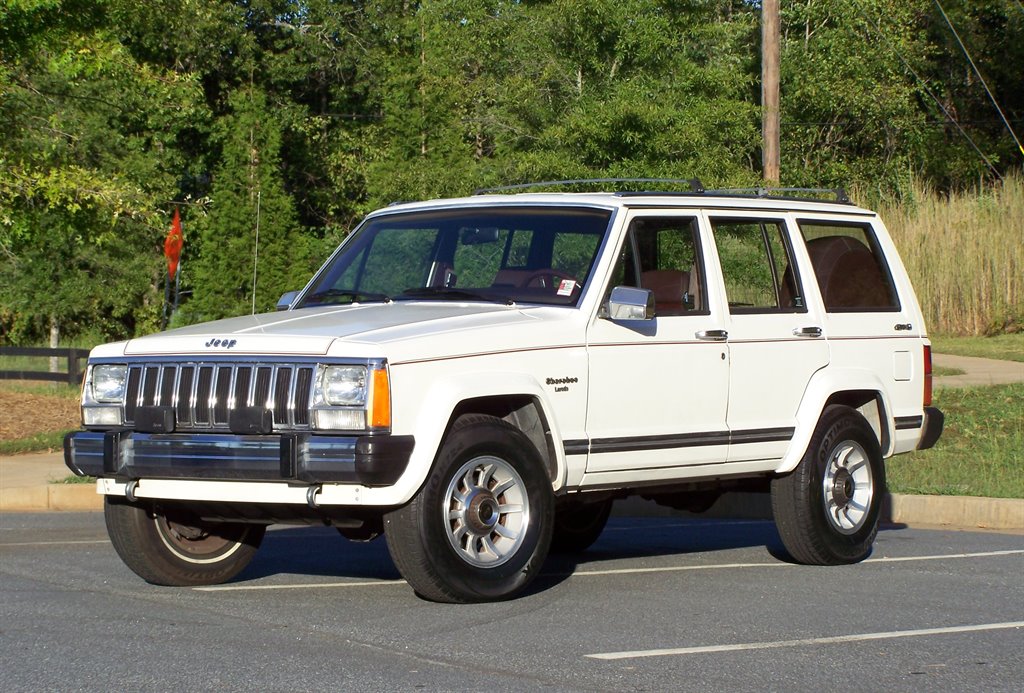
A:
798,221,900,312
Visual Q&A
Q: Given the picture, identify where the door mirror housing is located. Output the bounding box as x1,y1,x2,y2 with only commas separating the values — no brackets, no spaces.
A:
276,290,299,311
606,286,655,321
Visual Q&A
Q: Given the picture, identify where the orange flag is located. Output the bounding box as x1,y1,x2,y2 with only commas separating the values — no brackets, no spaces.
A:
164,208,183,280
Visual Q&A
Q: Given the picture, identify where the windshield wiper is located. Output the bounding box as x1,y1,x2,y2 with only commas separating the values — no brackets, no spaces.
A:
302,289,391,305
398,287,514,305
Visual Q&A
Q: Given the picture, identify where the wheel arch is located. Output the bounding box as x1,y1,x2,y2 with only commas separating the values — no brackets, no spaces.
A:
777,368,895,475
394,371,567,507
450,395,560,484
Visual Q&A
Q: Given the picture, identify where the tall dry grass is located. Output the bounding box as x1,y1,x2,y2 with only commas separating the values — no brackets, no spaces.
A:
873,174,1024,336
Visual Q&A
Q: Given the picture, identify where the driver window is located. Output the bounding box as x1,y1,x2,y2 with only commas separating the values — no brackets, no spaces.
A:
609,217,705,315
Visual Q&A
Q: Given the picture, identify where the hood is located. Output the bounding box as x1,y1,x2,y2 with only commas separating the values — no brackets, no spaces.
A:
120,302,561,357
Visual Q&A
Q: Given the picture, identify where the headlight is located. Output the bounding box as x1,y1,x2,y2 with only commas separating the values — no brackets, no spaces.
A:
91,365,128,403
311,363,390,432
318,365,367,406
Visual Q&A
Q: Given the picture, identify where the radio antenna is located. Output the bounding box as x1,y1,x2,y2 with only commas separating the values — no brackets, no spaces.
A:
251,190,261,315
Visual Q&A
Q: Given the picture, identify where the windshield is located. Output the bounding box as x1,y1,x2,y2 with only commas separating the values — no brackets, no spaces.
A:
297,206,612,308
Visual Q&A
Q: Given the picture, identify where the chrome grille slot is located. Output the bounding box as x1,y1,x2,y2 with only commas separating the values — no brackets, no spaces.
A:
142,366,160,406
176,366,194,426
254,367,273,410
213,366,232,425
121,361,315,432
160,366,177,407
233,366,252,411
293,367,313,426
125,367,142,421
274,367,293,426
195,366,214,425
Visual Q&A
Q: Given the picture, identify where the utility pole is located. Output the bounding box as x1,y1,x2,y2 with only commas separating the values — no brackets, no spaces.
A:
762,0,781,185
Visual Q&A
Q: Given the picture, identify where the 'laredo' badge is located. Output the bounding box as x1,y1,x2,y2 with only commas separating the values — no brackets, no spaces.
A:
205,338,237,349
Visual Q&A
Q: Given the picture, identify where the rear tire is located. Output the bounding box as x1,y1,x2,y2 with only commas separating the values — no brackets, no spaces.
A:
771,405,884,565
105,498,265,586
384,414,553,603
551,498,613,553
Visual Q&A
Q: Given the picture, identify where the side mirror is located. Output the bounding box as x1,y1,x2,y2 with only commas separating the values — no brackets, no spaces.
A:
276,290,299,311
606,286,655,321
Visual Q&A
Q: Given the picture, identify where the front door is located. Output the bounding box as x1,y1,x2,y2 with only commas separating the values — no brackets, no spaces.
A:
585,212,730,474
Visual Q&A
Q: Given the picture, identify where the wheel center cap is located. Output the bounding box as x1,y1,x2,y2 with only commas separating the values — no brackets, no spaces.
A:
466,492,499,533
831,468,855,506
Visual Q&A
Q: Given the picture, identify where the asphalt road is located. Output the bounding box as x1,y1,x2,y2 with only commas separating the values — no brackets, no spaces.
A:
1,512,1022,692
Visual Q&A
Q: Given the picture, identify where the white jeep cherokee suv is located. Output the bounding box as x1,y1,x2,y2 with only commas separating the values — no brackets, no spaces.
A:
66,183,944,602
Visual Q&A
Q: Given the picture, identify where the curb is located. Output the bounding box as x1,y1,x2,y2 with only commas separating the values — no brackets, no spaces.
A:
0,484,103,512
2,484,1021,531
612,491,1023,531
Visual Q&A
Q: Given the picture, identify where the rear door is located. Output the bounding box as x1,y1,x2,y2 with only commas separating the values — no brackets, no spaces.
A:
703,212,830,463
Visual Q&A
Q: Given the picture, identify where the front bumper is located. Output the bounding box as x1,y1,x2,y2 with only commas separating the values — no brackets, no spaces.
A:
64,430,414,487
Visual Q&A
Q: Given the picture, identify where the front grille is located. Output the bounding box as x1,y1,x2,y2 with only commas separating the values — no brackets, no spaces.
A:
123,362,316,431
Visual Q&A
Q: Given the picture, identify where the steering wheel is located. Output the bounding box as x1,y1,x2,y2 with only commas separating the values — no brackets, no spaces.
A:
521,269,579,291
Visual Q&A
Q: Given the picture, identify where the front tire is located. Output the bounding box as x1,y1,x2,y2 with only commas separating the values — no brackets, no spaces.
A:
384,414,554,603
771,405,885,565
105,498,265,586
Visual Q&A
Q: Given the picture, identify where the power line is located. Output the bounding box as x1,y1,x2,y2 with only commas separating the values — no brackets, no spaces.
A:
849,0,1003,180
933,0,1024,158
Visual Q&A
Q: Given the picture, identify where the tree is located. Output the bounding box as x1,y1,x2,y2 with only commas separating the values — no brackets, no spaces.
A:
182,88,313,321
0,0,207,345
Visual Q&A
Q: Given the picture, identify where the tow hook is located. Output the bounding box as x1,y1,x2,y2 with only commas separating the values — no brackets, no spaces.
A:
306,484,322,509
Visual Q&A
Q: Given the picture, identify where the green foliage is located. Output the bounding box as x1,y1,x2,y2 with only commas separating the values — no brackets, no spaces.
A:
887,383,1024,499
182,88,315,320
931,334,1024,363
1,0,1021,342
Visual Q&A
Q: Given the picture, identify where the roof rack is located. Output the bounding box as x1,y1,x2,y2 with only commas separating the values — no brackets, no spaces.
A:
472,179,851,205
703,187,851,204
473,178,707,195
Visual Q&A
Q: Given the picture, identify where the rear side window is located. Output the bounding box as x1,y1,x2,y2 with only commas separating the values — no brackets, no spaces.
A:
798,222,900,312
711,218,805,313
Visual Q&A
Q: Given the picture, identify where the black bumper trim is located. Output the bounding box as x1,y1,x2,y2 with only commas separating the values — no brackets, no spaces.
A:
64,431,414,487
917,407,944,451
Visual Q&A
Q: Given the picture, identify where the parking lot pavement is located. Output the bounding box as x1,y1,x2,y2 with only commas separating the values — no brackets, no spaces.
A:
2,513,1022,692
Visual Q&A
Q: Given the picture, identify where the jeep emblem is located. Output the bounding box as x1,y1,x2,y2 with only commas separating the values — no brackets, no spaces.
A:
204,338,237,349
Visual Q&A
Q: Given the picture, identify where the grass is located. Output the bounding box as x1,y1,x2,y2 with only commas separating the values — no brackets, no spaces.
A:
0,380,81,398
876,174,1024,336
0,431,68,456
931,333,1024,363
56,474,94,484
886,382,1024,499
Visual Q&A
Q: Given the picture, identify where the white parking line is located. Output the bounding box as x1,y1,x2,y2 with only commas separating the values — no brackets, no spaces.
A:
585,621,1024,660
192,549,1024,592
558,549,1024,578
196,579,407,592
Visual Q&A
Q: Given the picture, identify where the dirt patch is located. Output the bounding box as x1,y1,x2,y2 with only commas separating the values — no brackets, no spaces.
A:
0,386,81,441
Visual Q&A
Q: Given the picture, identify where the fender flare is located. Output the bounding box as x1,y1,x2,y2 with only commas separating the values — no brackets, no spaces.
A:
388,371,568,507
775,367,895,475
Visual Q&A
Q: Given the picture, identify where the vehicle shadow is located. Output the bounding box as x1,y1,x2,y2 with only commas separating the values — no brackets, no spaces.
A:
235,515,798,591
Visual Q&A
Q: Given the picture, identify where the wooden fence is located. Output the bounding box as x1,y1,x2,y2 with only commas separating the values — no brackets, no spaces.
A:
0,347,91,386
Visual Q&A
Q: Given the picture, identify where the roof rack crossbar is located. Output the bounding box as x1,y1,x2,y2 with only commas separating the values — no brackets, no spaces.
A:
703,187,850,204
473,178,706,195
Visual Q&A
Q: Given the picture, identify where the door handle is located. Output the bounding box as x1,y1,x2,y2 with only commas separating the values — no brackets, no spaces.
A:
793,326,823,338
696,329,728,342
